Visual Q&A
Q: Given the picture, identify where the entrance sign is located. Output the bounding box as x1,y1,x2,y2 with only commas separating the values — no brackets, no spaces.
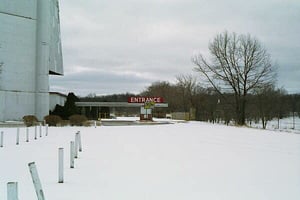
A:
128,97,164,103
127,97,164,121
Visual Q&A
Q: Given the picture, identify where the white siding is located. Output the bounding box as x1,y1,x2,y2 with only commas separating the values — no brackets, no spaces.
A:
0,0,63,121
0,12,36,92
0,0,37,20
0,91,35,121
49,93,66,111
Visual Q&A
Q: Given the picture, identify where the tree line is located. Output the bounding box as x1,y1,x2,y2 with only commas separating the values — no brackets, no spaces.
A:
78,79,299,129
142,80,300,128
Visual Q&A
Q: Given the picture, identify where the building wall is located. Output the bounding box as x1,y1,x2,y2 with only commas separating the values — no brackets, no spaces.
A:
0,91,35,121
0,0,63,121
50,93,66,112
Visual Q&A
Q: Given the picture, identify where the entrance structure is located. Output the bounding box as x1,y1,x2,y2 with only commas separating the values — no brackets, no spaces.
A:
0,0,63,121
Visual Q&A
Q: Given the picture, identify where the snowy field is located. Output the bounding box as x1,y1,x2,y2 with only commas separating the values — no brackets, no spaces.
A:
1,120,300,200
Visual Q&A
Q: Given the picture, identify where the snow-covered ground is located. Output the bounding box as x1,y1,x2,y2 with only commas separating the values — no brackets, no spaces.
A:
1,120,300,200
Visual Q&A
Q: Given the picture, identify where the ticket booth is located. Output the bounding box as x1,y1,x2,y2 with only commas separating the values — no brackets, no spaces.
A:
140,107,152,121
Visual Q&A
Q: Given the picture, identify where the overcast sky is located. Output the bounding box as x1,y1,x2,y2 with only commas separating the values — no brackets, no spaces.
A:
49,0,300,97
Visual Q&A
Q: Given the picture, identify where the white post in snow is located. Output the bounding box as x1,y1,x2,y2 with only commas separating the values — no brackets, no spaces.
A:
28,162,45,200
45,124,48,136
74,134,79,159
94,120,97,128
58,148,64,183
39,123,42,137
76,131,82,152
26,127,29,142
34,126,37,140
70,141,75,168
16,128,20,145
7,182,18,200
0,131,3,148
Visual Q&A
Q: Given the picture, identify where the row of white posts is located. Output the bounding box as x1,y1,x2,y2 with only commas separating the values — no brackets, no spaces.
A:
2,125,48,200
58,131,82,183
4,129,82,200
0,124,49,148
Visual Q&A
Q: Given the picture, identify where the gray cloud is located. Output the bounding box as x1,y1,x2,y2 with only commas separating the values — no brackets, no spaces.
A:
50,69,154,96
51,0,300,96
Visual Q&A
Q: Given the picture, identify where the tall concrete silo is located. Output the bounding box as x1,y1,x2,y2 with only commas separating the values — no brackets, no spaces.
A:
0,0,63,121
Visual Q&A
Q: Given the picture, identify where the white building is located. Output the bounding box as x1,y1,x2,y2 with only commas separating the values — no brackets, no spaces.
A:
0,0,63,121
49,92,67,112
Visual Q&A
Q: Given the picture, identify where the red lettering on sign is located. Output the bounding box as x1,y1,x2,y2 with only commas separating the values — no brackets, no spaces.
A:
128,97,164,103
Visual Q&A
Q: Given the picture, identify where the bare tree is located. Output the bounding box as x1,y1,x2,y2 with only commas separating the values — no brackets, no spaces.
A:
192,31,276,125
176,74,197,113
141,81,181,113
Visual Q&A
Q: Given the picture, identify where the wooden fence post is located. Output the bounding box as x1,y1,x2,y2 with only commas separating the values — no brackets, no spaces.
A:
70,141,75,168
16,128,20,145
28,162,45,200
0,131,3,148
58,148,64,183
7,182,18,200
